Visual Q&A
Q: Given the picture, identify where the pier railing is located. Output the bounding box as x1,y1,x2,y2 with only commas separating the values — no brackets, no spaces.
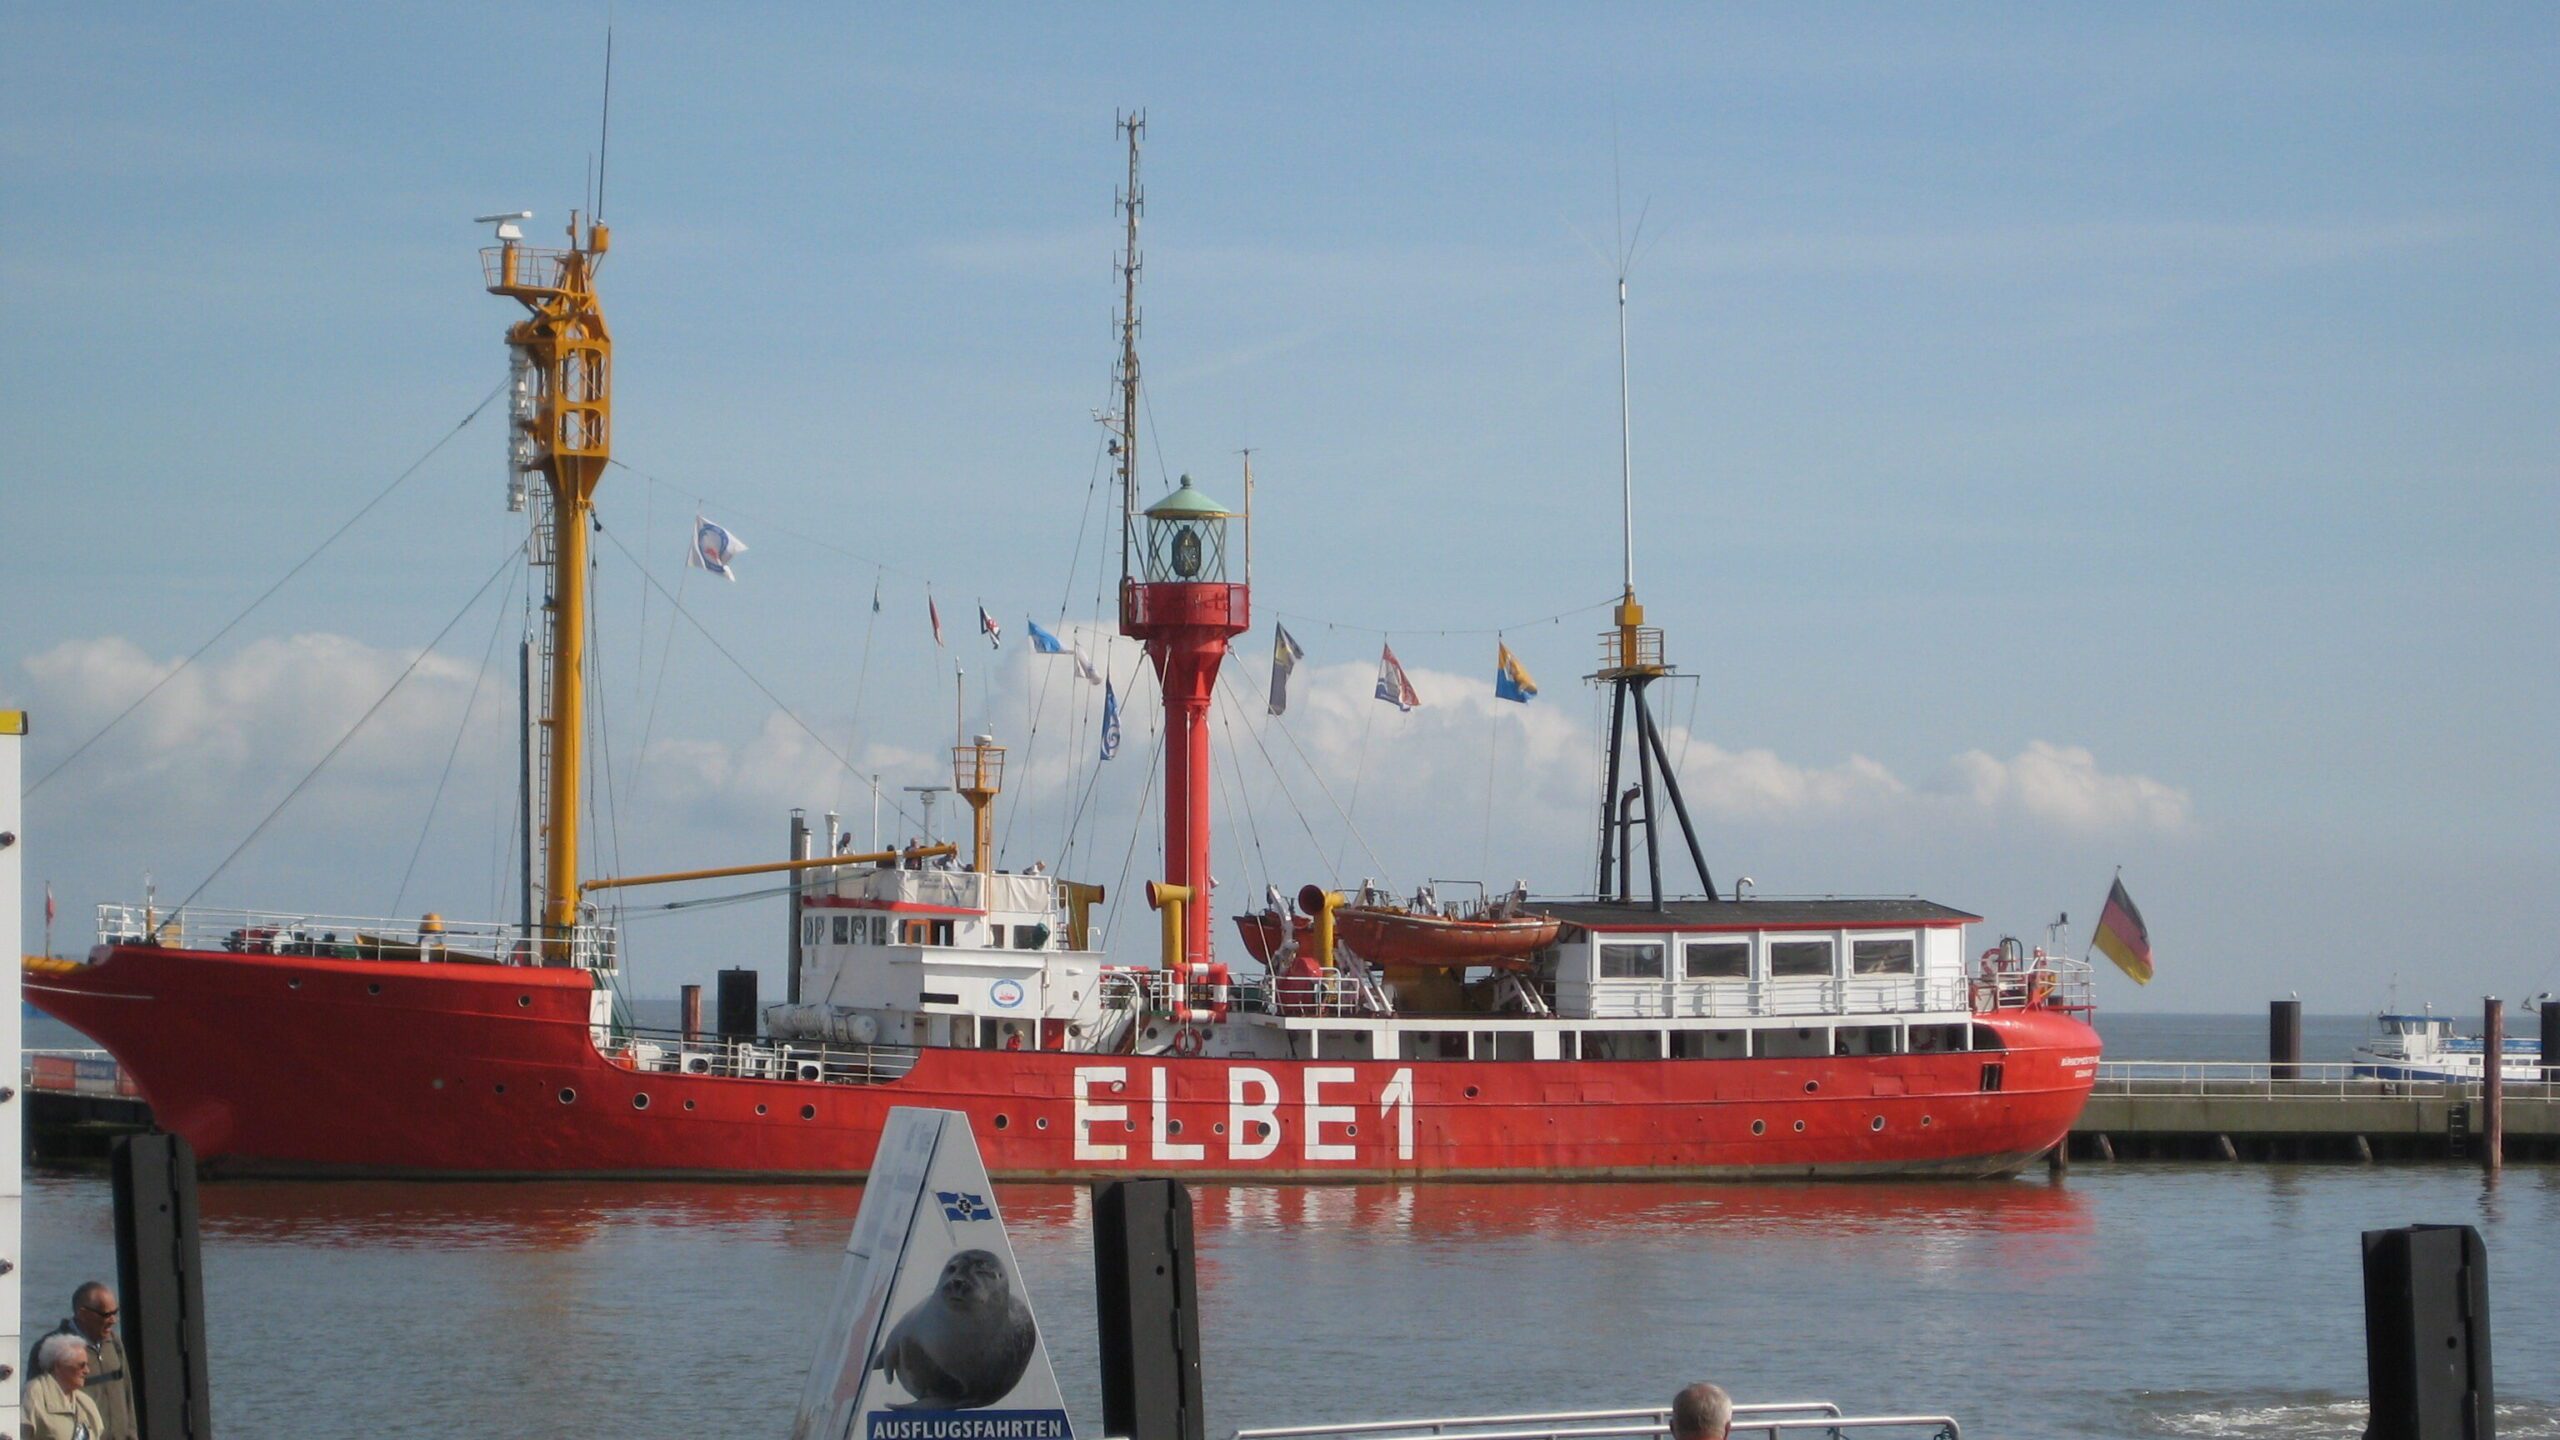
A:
94,903,620,970
2094,1060,2559,1099
1237,1402,1957,1440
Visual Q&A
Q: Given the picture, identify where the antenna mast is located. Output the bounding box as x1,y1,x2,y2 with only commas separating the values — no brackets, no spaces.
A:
1616,272,1635,597
1115,111,1145,582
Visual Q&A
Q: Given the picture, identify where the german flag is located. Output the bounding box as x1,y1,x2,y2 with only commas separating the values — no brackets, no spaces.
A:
2093,876,2153,984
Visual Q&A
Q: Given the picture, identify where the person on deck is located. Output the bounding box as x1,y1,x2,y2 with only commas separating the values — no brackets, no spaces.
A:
28,1283,131,1440
1671,1383,1733,1440
22,1332,103,1440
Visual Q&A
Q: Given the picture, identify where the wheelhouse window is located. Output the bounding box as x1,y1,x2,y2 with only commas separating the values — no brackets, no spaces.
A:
1684,940,1749,979
1852,938,1915,975
1600,943,1667,979
832,914,852,944
1769,939,1834,978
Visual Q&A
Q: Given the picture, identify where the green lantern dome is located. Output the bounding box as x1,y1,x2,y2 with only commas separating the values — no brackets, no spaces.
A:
1143,474,1236,520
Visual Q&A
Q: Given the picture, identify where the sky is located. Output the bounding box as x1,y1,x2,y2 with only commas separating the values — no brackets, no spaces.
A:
3,4,2553,1014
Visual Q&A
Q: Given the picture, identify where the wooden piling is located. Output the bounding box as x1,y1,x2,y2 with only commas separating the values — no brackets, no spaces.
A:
2482,996,2504,1171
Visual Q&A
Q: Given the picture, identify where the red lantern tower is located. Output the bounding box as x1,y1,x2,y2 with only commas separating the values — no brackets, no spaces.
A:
1122,478,1249,968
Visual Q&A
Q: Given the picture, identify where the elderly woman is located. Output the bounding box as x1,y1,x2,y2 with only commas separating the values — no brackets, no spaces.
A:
21,1332,102,1440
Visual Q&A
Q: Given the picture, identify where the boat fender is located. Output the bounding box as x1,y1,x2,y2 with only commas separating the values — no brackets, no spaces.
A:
1206,961,1231,1022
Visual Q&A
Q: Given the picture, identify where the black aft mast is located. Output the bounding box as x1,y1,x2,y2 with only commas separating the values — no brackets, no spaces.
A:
1591,264,1717,909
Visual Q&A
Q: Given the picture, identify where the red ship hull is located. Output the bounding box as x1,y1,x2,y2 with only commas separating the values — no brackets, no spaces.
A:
29,944,2099,1181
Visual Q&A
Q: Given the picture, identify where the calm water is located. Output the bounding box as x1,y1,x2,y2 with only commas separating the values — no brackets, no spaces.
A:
19,1013,2556,1437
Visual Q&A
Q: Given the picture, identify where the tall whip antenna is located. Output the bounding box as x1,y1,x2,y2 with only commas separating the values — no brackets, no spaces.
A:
1610,130,1649,600
595,23,615,220
1115,111,1145,583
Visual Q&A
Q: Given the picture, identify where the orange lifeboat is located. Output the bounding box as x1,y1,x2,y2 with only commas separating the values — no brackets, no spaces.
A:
1331,905,1560,968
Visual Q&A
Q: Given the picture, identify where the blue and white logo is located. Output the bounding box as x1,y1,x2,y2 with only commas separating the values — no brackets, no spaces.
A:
935,1191,995,1222
989,980,1025,1009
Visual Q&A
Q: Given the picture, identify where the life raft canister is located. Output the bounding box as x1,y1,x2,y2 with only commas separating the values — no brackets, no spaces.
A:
1182,960,1232,1023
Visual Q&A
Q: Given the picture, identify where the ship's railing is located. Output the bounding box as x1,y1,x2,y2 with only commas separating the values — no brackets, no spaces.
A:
1237,1402,1956,1440
597,1025,922,1086
2094,1059,2560,1100
1105,966,1393,1018
481,244,569,292
94,903,619,971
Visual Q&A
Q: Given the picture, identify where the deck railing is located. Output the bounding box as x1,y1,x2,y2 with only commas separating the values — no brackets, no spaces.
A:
599,1025,922,1086
94,903,619,970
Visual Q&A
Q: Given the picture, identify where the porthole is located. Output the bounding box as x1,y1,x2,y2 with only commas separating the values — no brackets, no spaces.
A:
558,1088,577,1105
632,1093,650,1110
683,1099,697,1111
1212,1122,1226,1135
1870,1115,1886,1132
1463,1085,1481,1099
287,977,303,990
493,1083,506,1095
1792,1119,1807,1133
1035,1117,1050,1130
1803,1080,1819,1094
1346,1124,1359,1138
754,1104,768,1116
993,1114,1010,1130
517,995,532,1008
1167,1119,1184,1136
1253,1121,1272,1140
800,1104,817,1120
1110,1079,1127,1094
1750,1120,1766,1136
430,1078,445,1090
367,983,382,996
1920,1114,1932,1127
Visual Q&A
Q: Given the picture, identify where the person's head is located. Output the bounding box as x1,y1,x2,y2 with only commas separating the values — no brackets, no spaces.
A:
71,1282,118,1342
35,1333,91,1390
1671,1383,1733,1440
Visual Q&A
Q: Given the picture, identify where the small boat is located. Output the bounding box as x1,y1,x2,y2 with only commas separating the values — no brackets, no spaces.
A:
2350,1010,2547,1084
1333,904,1560,968
1236,885,1559,969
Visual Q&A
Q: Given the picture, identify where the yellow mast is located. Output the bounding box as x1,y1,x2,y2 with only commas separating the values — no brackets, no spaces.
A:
484,211,612,957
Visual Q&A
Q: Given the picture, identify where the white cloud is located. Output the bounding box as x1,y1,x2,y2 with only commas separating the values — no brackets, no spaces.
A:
1951,740,2194,834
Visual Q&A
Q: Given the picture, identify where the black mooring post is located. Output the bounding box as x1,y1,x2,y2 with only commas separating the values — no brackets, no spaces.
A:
113,1134,213,1440
2270,999,2303,1082
1093,1179,1204,1440
2362,1224,2493,1440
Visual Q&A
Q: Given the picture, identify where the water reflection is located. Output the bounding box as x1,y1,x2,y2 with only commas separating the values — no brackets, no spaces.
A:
192,1175,2092,1252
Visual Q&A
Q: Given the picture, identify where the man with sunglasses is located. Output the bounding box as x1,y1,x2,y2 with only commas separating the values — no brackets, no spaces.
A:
27,1284,132,1440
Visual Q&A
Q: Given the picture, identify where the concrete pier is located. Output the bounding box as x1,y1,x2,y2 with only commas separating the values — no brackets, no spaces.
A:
2071,1068,2560,1162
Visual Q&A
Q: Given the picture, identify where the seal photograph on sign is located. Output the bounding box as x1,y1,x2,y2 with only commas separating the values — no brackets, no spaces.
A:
873,1248,1040,1409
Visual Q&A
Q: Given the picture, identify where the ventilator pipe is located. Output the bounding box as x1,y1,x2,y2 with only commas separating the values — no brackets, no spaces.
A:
1297,883,1344,976
1146,881,1193,975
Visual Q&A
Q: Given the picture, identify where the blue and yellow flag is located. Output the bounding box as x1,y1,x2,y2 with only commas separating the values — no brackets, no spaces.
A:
1494,642,1538,703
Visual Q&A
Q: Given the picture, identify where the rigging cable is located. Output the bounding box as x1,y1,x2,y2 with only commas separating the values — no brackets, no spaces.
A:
1000,426,1113,865
591,517,924,832
391,562,521,917
1210,665,1363,887
33,381,506,795
176,544,521,912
